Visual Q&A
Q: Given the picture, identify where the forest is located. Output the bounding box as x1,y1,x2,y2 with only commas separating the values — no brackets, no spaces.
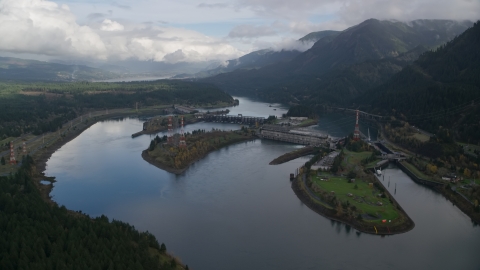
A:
0,80,233,137
361,21,480,143
0,156,187,270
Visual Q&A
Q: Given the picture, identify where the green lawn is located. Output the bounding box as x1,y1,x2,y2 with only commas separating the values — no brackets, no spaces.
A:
0,137,15,146
313,173,399,221
342,149,372,167
461,178,480,185
401,161,432,180
412,133,430,142
297,119,317,127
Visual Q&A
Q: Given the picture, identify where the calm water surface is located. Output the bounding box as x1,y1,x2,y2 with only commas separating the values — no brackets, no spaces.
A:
46,97,480,269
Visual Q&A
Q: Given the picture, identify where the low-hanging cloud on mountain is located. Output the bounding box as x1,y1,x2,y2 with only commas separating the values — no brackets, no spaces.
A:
0,0,243,63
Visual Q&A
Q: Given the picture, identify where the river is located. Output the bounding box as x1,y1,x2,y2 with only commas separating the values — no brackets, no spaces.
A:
46,96,480,269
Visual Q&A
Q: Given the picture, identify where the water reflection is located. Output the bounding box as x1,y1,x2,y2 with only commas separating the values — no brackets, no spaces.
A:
46,104,480,270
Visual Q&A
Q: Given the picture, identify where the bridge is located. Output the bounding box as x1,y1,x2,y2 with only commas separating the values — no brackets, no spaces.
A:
204,114,266,125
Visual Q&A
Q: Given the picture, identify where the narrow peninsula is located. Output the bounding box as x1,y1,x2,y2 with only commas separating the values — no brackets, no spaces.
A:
291,137,415,235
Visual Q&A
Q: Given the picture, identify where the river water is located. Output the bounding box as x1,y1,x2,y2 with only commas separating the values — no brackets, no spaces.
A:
46,96,480,269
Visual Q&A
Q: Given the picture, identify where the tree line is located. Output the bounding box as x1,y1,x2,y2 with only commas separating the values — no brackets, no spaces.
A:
0,156,186,270
0,80,233,138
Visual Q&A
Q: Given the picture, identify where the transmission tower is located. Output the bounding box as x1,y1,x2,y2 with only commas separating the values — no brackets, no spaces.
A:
353,110,360,141
167,116,174,144
179,116,186,148
9,141,16,165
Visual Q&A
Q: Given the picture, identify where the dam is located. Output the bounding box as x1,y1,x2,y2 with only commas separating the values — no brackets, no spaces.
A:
259,125,329,146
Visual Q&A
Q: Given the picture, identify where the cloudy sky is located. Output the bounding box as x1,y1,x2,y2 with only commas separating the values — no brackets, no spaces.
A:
0,0,478,64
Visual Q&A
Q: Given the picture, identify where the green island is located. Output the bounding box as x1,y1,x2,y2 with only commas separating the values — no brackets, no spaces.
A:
143,127,255,174
291,136,415,235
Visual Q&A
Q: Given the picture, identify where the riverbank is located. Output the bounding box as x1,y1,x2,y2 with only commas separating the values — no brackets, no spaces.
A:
291,173,415,235
436,186,480,224
396,160,480,224
143,132,256,175
26,110,190,269
269,146,317,165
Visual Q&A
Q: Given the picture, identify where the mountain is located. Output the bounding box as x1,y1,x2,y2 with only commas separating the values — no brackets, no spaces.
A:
202,19,472,103
359,21,480,143
175,30,340,79
299,30,340,43
174,49,302,79
0,57,119,81
258,44,429,105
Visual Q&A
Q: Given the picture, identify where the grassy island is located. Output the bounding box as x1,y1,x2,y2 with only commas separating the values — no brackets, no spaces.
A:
291,136,415,235
143,128,255,174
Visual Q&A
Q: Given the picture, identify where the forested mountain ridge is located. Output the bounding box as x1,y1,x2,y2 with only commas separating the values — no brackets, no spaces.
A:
257,44,429,105
299,30,340,43
202,19,472,102
0,57,118,81
359,20,480,143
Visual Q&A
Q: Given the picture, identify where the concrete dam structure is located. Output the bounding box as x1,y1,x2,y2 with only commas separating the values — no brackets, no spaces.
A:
204,114,266,125
259,125,329,146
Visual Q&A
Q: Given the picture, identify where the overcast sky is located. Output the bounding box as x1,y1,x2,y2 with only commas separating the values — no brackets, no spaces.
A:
0,0,478,64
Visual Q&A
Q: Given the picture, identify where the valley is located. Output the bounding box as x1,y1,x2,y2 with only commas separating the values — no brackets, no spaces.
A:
1,14,480,270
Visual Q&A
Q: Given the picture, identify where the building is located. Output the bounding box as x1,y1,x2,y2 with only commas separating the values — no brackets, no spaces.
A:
260,125,328,146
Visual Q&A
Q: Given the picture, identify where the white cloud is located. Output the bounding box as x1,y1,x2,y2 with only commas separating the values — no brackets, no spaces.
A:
100,19,124,31
197,2,229,9
236,0,480,27
250,38,314,53
0,0,244,63
0,0,108,59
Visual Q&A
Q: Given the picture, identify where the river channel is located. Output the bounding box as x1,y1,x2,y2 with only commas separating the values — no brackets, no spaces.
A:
46,97,480,269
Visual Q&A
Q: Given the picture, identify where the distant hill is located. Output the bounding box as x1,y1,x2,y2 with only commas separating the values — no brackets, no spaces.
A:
202,19,472,103
359,21,480,143
174,49,301,79
175,30,340,79
0,57,119,81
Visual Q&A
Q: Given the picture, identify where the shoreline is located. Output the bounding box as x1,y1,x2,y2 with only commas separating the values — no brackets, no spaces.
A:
269,146,317,165
35,112,132,175
132,118,203,138
291,174,415,235
142,137,257,175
